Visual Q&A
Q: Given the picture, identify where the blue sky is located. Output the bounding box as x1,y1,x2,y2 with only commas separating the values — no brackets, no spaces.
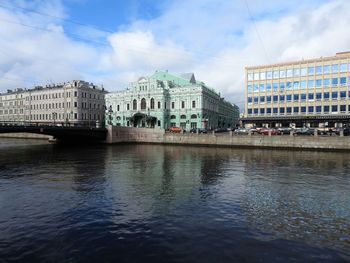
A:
0,0,349,109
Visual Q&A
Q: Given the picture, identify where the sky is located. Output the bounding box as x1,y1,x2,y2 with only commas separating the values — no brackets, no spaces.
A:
0,0,350,110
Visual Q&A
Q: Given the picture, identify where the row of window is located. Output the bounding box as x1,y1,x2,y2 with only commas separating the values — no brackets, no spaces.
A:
29,102,102,110
247,105,350,114
247,77,349,93
170,114,198,119
28,113,101,120
248,91,350,103
115,98,197,111
27,91,101,101
247,63,350,81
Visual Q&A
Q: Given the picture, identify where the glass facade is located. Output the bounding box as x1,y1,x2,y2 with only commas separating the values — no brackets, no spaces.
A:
246,53,350,118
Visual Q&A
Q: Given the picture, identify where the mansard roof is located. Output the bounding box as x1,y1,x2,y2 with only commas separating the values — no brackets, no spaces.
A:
150,70,197,87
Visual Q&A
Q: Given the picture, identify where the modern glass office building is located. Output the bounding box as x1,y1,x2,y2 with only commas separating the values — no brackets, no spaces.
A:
244,52,350,127
106,70,239,130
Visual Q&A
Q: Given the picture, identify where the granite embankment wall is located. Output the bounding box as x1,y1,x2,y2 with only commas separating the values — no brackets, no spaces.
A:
106,126,350,151
0,133,52,140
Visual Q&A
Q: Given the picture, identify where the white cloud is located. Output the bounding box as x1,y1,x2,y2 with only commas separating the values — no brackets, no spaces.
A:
1,0,350,111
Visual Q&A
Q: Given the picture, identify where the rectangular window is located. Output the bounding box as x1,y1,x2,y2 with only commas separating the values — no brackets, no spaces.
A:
254,84,259,92
316,79,322,88
293,81,299,89
266,71,272,79
316,92,322,100
293,68,300,77
273,95,278,102
279,95,285,102
286,69,293,78
192,100,196,108
286,82,292,89
340,105,346,112
181,101,185,108
279,70,286,78
260,96,265,103
315,66,322,75
158,101,161,109
332,78,338,87
248,85,253,93
308,80,314,88
74,101,77,107
266,84,271,91
308,106,314,113
260,108,265,114
253,109,258,114
286,94,292,101
280,107,285,114
273,83,278,92
248,97,252,103
248,73,253,81
308,93,314,100
324,105,329,113
324,65,330,74
340,77,346,86
171,102,175,109
280,83,285,90
316,106,322,113
254,73,259,80
259,84,265,92
308,67,315,76
332,105,338,112
273,108,278,114
74,113,78,119
127,104,130,110
267,108,271,114
254,97,259,103
294,107,299,113
300,81,307,89
300,67,307,76
266,96,271,103
301,94,306,101
301,106,306,113
340,64,347,72
273,71,279,79
248,109,252,114
340,91,346,99
332,64,339,73
260,72,266,80
293,94,299,101
117,105,120,111
332,92,338,100
286,107,292,113
323,78,330,87
324,92,330,100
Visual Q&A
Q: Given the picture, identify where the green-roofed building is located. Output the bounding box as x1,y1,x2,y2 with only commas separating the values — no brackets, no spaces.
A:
105,70,239,130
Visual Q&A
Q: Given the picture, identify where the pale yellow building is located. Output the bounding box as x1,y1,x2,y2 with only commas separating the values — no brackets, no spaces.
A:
244,52,350,127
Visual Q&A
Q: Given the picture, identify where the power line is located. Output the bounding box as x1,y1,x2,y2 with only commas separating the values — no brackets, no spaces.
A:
243,0,271,63
0,2,115,34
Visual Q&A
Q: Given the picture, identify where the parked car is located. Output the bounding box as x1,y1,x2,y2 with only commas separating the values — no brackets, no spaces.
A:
260,128,281,135
190,128,208,134
234,128,248,135
169,126,182,133
214,128,228,133
278,127,292,135
294,128,315,135
335,127,350,136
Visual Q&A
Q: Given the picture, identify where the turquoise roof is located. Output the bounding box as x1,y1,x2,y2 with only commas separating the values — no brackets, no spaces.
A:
150,70,195,86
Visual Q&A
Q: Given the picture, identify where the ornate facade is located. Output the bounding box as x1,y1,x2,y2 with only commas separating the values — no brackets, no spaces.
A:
106,71,239,130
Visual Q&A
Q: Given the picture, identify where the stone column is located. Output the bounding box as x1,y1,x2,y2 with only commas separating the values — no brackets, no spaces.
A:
340,129,344,137
314,129,318,137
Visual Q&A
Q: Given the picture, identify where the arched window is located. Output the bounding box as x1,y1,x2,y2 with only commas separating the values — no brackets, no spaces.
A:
170,115,176,119
150,98,155,109
191,114,197,119
141,98,146,110
133,99,137,110
180,114,186,119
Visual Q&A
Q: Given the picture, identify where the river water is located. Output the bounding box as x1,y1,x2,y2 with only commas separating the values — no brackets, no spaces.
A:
0,138,349,262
